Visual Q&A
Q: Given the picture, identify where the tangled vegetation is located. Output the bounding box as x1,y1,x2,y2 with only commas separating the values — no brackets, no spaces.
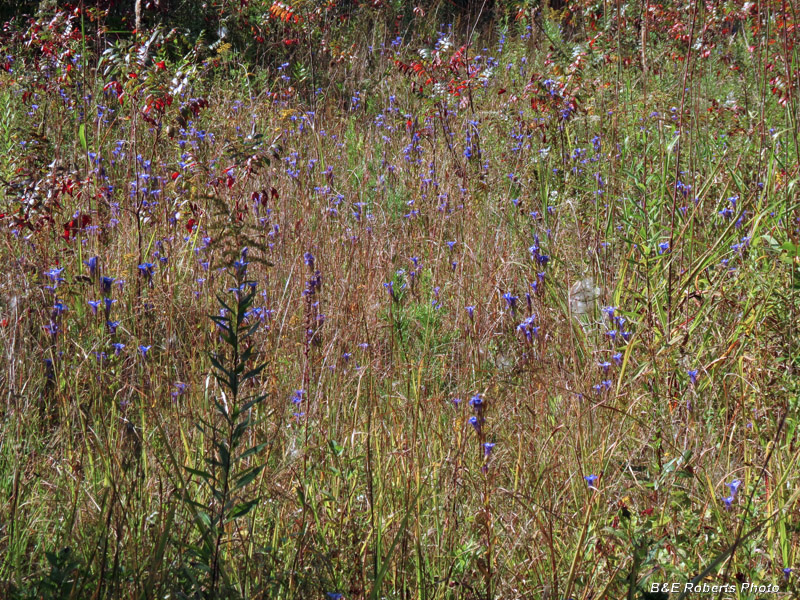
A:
0,1,799,598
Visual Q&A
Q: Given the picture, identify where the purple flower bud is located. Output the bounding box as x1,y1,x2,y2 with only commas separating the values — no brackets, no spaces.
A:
83,256,98,277
469,415,481,434
726,479,742,497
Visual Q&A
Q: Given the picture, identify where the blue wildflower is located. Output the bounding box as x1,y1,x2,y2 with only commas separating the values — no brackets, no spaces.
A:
233,259,249,278
502,293,518,311
470,393,484,409
101,276,115,295
138,263,155,284
469,415,481,434
83,256,98,277
45,267,65,286
517,315,538,341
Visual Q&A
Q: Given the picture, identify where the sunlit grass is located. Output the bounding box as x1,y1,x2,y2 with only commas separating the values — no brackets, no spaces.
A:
0,3,799,599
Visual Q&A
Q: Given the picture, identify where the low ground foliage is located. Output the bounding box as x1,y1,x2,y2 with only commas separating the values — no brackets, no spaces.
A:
0,1,799,599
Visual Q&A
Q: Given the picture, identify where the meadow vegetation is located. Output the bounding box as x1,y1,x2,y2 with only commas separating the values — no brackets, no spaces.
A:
0,0,799,598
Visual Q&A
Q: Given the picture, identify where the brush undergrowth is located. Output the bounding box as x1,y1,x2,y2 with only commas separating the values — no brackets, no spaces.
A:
0,1,799,599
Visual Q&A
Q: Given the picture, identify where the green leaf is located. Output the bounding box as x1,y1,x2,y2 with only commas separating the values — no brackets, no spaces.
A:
185,466,214,482
226,498,260,521
208,353,229,377
244,321,261,339
368,487,424,600
239,345,254,363
233,465,264,491
209,316,231,330
242,363,267,382
760,235,781,255
237,442,267,462
216,444,230,470
214,400,231,419
79,123,87,151
232,419,250,441
194,510,212,529
329,439,345,457
214,294,234,316
239,394,267,413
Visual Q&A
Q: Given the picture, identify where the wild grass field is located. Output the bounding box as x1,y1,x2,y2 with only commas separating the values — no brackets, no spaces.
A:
0,1,799,598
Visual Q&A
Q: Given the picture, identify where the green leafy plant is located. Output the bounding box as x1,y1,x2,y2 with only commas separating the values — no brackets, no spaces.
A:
179,251,268,599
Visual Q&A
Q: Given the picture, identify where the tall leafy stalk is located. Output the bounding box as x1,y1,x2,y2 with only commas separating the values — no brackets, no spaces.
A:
180,250,268,600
